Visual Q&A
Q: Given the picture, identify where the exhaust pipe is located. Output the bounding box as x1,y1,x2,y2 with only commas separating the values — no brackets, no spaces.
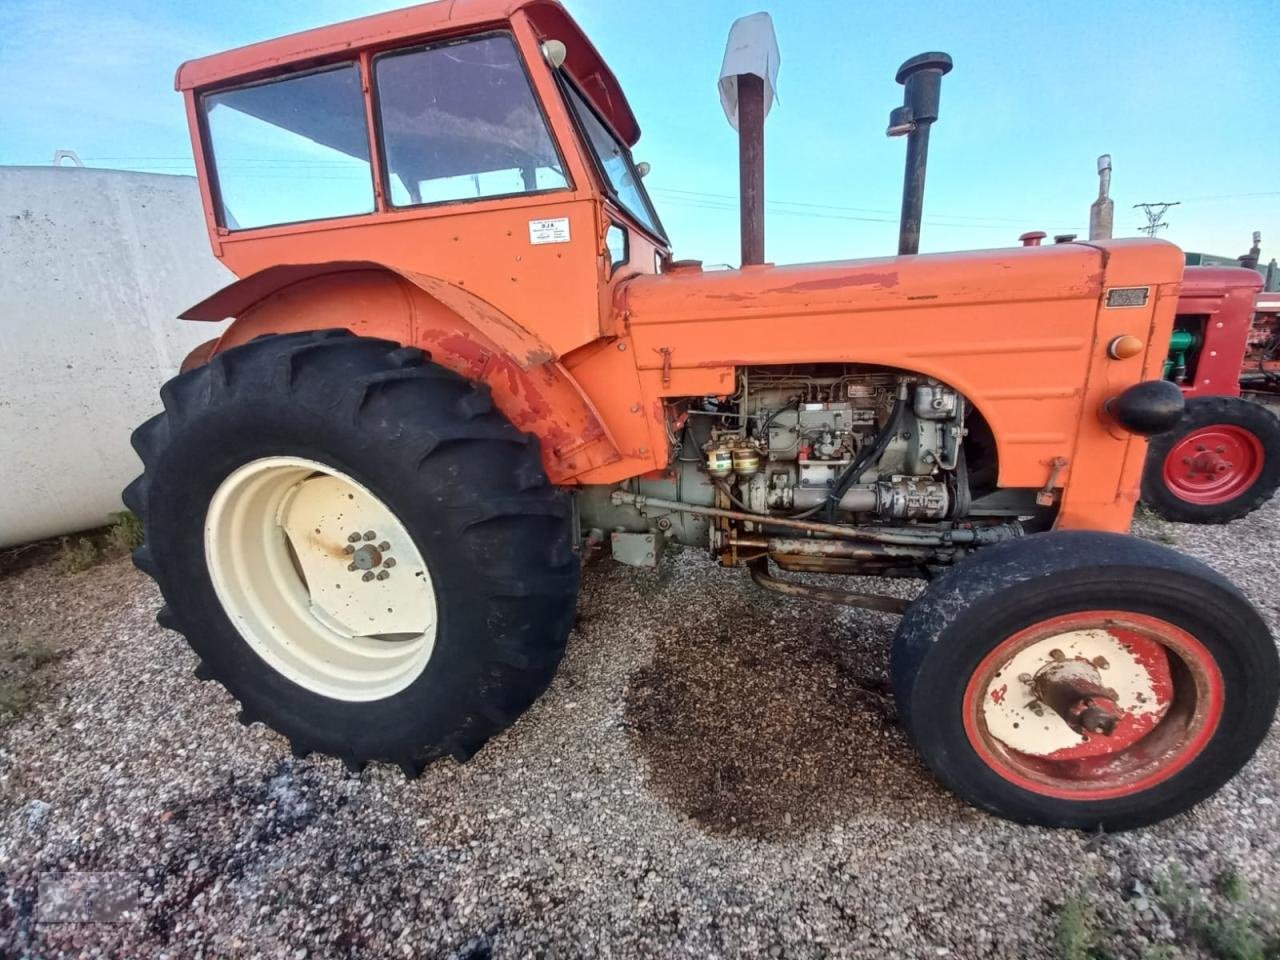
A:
1240,231,1262,271
887,52,953,256
718,13,780,267
1089,154,1114,241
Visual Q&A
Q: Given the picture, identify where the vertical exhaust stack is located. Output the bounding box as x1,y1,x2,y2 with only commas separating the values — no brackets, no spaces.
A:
887,52,953,256
1240,231,1262,271
718,13,780,266
736,74,767,266
1090,154,1114,241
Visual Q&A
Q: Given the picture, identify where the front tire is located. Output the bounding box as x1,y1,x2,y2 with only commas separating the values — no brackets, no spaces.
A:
124,329,579,773
1141,395,1280,523
891,532,1277,830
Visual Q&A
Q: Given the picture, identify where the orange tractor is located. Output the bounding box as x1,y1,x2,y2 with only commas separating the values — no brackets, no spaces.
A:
127,0,1277,829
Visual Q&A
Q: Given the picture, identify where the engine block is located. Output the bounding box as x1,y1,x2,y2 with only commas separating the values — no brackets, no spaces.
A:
701,368,963,521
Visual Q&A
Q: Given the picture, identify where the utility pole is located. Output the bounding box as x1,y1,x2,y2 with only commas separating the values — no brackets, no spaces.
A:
1133,201,1180,238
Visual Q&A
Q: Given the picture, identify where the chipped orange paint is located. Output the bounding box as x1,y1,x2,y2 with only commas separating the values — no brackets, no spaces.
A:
178,0,1185,530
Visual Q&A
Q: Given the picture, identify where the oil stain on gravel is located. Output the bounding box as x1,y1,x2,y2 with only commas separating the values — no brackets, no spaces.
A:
623,582,917,839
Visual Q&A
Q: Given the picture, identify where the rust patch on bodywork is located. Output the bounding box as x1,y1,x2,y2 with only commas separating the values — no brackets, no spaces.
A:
775,271,899,294
421,327,614,480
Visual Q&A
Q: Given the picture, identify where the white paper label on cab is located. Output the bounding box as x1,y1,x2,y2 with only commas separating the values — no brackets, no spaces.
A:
529,217,571,245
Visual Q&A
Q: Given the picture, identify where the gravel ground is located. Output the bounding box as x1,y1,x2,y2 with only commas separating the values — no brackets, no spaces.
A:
1,502,1278,959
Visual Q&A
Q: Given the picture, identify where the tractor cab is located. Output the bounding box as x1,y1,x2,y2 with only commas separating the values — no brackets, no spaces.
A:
177,0,668,351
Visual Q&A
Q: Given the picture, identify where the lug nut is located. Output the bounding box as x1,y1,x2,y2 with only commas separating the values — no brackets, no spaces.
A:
378,541,391,551
362,571,375,582
383,558,396,568
343,545,355,554
376,570,390,581
347,563,357,572
347,533,362,543
363,531,376,541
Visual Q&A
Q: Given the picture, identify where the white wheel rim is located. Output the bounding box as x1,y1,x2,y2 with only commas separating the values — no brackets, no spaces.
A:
978,628,1167,757
205,456,438,702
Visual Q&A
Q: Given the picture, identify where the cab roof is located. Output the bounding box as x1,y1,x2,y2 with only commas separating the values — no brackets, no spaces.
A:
174,0,641,145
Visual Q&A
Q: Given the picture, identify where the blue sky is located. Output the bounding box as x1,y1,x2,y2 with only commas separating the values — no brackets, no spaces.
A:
1,0,1276,267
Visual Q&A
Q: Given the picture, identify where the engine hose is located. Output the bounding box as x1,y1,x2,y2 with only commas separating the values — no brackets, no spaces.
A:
714,479,756,513
756,396,800,440
950,442,971,519
822,396,907,522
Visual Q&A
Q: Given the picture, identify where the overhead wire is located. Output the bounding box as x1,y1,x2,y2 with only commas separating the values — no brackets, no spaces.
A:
7,154,1272,229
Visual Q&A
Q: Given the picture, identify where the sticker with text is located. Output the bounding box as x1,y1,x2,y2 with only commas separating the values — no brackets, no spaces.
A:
529,217,571,245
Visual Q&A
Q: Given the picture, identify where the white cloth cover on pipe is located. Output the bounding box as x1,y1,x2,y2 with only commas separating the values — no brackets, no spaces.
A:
718,12,780,130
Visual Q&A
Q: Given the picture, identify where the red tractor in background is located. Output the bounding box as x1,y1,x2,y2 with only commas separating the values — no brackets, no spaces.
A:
1142,256,1280,523
1024,186,1280,524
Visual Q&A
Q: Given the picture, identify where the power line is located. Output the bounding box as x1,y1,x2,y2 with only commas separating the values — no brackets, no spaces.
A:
0,154,1086,229
1179,191,1280,203
651,186,1072,226
655,192,1083,231
25,153,1271,235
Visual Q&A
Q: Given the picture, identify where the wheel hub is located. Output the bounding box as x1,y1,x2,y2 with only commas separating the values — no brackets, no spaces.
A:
964,611,1225,800
349,541,385,571
976,626,1171,761
1031,655,1121,736
205,457,438,702
1163,424,1264,504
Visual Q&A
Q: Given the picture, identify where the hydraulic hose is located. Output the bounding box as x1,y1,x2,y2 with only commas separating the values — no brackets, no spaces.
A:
822,395,907,522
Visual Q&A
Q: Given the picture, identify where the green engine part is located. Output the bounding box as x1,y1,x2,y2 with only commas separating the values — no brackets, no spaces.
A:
1164,328,1199,381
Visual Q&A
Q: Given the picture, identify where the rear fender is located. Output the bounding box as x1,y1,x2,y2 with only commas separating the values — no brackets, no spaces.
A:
182,263,622,483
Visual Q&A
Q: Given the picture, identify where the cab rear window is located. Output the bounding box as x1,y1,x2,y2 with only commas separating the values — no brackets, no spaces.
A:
202,64,375,230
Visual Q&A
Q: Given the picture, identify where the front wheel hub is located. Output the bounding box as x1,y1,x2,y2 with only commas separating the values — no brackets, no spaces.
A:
964,611,1224,800
1031,657,1121,735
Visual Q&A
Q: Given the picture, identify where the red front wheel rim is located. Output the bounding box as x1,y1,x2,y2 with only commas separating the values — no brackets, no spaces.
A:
962,611,1224,801
1162,425,1265,505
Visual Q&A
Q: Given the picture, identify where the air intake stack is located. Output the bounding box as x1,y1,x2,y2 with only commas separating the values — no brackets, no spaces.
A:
887,52,953,256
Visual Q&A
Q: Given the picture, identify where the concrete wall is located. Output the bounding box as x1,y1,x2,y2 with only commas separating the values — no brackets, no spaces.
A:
0,167,232,548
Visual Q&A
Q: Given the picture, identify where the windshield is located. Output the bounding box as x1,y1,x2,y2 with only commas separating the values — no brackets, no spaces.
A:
564,82,665,241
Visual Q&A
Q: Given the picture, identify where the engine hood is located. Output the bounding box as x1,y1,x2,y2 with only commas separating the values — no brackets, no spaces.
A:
620,239,1183,326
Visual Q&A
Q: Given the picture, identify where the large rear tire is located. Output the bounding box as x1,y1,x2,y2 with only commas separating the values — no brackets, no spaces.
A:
123,329,579,773
1141,395,1280,523
891,531,1277,830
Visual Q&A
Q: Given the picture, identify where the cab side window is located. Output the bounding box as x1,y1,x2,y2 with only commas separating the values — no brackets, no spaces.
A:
375,34,569,207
